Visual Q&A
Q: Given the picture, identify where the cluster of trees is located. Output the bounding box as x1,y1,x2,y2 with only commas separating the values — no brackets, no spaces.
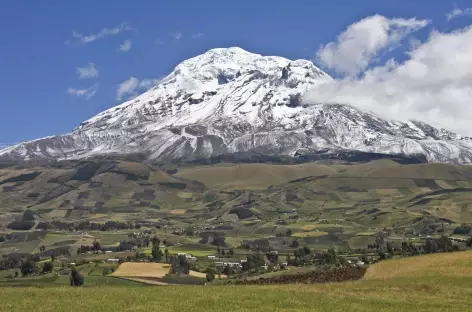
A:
286,247,346,267
151,237,168,262
216,246,234,257
0,252,56,277
369,236,463,260
241,253,266,272
76,241,102,254
170,255,190,275
453,224,472,235
0,253,40,271
37,220,161,232
276,229,293,237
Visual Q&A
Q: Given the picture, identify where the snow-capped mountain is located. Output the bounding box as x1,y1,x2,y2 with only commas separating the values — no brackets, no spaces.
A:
2,47,472,164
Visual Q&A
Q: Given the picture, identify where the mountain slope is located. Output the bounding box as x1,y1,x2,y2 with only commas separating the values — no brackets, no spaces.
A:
2,47,472,164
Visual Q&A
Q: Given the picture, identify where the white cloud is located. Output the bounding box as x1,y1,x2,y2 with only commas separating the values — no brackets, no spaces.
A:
172,32,183,40
69,23,133,45
316,15,429,76
192,33,204,39
118,39,132,52
76,62,98,79
447,7,472,21
116,77,160,100
67,84,98,100
305,24,472,136
155,39,165,45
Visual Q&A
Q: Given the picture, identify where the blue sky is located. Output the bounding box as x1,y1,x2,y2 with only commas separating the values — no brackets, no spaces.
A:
1,0,471,145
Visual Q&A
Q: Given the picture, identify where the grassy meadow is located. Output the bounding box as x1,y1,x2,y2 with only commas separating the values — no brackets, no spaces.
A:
0,251,471,311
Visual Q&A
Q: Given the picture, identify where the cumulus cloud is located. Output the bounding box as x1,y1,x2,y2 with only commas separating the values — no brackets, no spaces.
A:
172,31,183,40
69,23,133,45
67,84,98,100
76,62,98,79
305,24,472,136
116,77,160,100
447,7,472,21
316,15,429,76
117,39,132,52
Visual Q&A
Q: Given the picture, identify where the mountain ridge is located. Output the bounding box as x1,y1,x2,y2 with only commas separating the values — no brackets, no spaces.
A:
2,47,472,164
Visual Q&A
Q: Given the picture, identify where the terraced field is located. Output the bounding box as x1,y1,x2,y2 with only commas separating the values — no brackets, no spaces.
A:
2,157,472,257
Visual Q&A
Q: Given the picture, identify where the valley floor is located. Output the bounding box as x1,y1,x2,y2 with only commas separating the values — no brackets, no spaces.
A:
1,251,471,312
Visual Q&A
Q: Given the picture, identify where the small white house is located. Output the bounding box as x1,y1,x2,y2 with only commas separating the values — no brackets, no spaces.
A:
208,256,216,260
107,259,120,263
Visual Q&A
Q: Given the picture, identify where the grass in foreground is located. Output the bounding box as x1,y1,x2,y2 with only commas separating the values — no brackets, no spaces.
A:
1,252,471,312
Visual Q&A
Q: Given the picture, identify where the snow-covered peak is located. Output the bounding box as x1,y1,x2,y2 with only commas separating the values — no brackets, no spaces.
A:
2,47,472,164
78,47,331,132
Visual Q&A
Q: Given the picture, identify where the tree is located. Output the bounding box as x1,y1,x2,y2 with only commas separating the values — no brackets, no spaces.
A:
221,249,226,256
290,239,300,248
206,271,215,282
70,267,84,287
222,265,233,276
377,249,388,260
92,240,102,252
152,245,163,262
151,236,160,247
386,242,394,254
217,246,221,255
453,224,472,235
165,248,169,262
424,239,438,254
229,248,235,256
14,271,19,278
286,229,293,236
20,260,37,276
42,262,54,274
466,237,472,248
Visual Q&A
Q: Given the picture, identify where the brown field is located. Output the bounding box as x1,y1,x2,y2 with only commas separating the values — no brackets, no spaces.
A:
292,231,329,238
112,263,171,278
169,209,187,215
46,209,68,218
175,163,337,189
365,250,472,280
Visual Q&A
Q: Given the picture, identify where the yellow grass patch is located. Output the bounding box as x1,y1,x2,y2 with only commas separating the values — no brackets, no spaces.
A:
177,191,192,199
300,223,343,231
47,209,68,218
292,231,329,238
365,251,472,280
112,263,171,278
175,163,337,189
169,209,186,215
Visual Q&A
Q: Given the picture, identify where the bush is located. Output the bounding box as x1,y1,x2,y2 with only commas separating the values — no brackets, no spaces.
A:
453,224,472,235
70,267,84,286
21,260,38,276
206,271,215,282
42,262,54,274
